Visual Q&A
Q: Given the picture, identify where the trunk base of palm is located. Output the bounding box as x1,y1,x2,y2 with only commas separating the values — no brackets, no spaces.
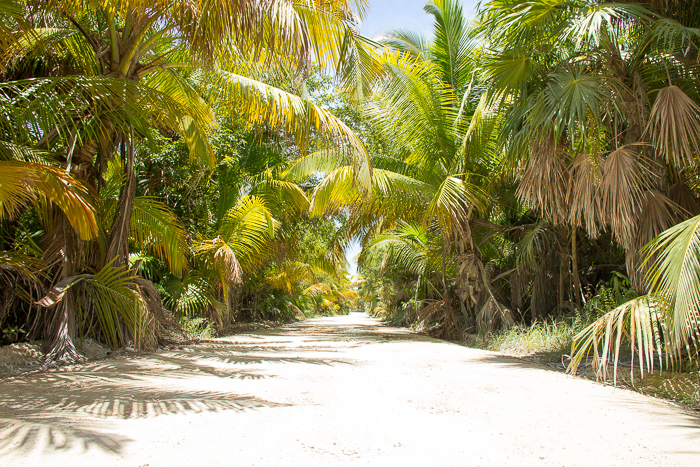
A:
44,218,85,363
44,299,85,364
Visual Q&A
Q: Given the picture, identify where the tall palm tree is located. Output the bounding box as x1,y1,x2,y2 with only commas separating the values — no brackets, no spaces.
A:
476,0,700,292
0,0,380,360
291,0,515,337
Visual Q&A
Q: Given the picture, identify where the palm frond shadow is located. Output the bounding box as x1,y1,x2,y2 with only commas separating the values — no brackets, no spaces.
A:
0,316,412,457
474,354,563,372
0,412,132,454
0,415,130,455
242,320,421,346
606,399,700,440
0,351,294,456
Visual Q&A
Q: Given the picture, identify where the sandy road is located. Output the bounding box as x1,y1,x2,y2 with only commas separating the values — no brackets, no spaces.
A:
0,312,698,466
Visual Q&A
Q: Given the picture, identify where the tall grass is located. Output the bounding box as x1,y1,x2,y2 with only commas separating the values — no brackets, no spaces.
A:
465,273,638,360
464,317,589,359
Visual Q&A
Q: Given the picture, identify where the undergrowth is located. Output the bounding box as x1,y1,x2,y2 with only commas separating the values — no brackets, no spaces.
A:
179,316,217,339
464,274,638,361
463,317,588,361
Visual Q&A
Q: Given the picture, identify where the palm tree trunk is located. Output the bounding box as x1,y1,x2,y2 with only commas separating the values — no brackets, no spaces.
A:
106,129,136,268
44,217,83,363
571,228,582,309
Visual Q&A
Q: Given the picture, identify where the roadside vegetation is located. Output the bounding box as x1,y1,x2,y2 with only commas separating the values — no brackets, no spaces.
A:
0,0,370,361
0,0,699,405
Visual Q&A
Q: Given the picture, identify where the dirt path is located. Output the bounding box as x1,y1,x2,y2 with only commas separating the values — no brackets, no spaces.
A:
1,313,698,466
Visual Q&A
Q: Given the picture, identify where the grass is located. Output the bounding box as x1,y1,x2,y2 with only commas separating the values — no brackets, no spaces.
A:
463,317,589,362
179,316,217,339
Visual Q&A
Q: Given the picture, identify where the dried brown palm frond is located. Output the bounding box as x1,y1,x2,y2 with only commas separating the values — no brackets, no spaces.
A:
134,276,185,345
647,85,700,169
475,260,515,331
599,146,654,248
669,181,700,215
635,190,679,251
568,152,604,238
516,135,569,224
0,251,44,336
477,295,515,332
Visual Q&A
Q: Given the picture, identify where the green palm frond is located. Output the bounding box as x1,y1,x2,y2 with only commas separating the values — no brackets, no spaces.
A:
282,149,350,182
252,169,310,219
367,49,458,170
529,67,605,142
644,214,700,353
38,261,152,350
426,176,485,234
6,26,100,75
218,195,277,265
382,28,431,61
568,296,663,384
201,69,370,183
310,166,431,218
0,161,96,239
164,272,212,317
266,261,316,293
363,222,432,277
195,196,277,294
130,197,188,277
565,3,651,49
515,221,554,273
143,69,217,166
569,215,700,382
0,77,215,166
425,0,475,94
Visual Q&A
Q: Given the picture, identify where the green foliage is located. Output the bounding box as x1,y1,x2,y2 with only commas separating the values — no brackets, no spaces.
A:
179,316,216,340
0,0,374,360
469,318,589,359
581,273,639,319
2,324,24,343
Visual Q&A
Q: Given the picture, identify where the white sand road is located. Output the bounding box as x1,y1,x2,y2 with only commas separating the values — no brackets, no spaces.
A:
0,312,698,466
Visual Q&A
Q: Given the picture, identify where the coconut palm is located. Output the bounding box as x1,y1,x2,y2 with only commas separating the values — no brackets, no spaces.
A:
0,0,381,360
291,0,516,337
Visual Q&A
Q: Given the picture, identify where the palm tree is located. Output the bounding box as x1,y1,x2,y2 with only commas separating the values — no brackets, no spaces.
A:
476,0,700,292
292,0,515,337
473,0,700,380
0,0,380,360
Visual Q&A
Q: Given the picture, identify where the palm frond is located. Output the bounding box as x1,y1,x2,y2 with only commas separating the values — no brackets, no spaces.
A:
644,214,700,355
131,197,188,277
648,85,700,169
568,296,663,384
0,161,96,239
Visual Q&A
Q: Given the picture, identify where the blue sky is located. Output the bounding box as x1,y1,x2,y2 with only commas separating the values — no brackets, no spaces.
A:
359,0,481,39
345,0,481,276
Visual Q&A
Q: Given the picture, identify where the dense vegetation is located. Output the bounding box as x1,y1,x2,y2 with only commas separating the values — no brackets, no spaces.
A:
0,0,699,385
0,0,372,362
